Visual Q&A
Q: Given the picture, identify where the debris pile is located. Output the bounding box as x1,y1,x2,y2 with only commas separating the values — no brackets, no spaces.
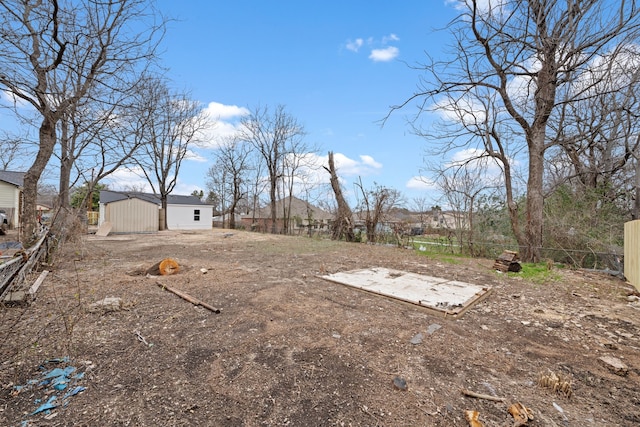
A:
493,250,522,273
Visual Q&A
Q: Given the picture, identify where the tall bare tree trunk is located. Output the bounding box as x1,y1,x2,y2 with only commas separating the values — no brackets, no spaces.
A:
324,152,354,242
22,117,56,242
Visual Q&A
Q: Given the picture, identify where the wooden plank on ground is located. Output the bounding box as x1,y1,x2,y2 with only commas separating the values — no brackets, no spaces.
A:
29,270,49,299
95,221,112,237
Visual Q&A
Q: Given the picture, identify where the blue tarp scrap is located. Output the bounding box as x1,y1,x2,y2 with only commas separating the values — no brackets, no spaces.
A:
13,357,88,420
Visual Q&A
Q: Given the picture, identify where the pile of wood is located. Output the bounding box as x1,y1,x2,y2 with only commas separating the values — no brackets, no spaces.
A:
493,250,522,273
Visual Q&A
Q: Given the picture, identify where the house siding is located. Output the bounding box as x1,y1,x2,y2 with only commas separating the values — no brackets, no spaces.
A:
105,198,158,233
167,204,213,230
0,181,20,227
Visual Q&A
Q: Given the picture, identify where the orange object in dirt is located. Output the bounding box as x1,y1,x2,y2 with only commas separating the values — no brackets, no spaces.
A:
159,258,179,275
147,258,180,276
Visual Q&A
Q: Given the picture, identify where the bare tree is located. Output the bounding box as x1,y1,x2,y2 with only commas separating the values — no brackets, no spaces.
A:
549,48,640,204
55,76,151,212
324,151,355,241
280,150,320,234
0,0,164,241
237,105,306,234
433,158,496,254
355,178,403,244
394,0,640,261
132,77,209,230
410,196,431,229
0,133,30,170
207,137,251,229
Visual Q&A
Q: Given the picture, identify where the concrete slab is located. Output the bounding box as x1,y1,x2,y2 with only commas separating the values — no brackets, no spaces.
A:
321,267,491,317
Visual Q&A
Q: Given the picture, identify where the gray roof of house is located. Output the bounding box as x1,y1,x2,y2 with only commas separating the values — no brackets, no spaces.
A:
100,190,210,206
250,196,333,220
0,170,25,187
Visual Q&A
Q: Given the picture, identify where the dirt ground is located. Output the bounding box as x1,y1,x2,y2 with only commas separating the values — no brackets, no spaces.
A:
1,229,639,426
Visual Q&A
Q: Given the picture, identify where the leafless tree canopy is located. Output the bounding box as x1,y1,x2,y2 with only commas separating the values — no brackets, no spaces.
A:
131,77,208,230
395,0,640,261
207,137,251,229
237,105,307,234
0,0,165,241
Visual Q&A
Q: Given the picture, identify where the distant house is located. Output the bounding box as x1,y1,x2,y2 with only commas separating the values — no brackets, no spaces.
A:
241,196,333,233
98,190,213,233
0,170,25,228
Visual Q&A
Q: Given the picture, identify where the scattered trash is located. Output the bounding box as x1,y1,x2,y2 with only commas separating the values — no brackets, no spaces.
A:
598,356,628,376
332,333,341,339
410,332,424,345
464,410,484,427
200,268,208,274
508,402,534,426
553,401,569,422
87,297,123,313
147,258,180,276
426,323,442,335
392,376,408,391
418,245,426,251
134,330,153,346
32,395,58,415
538,369,572,397
12,357,88,421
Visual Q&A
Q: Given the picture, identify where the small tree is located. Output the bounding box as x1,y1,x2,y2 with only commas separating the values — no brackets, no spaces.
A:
237,105,306,234
133,77,209,230
355,178,403,244
207,137,251,229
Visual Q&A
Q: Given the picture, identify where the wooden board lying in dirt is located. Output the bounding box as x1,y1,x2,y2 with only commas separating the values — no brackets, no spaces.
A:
321,267,491,317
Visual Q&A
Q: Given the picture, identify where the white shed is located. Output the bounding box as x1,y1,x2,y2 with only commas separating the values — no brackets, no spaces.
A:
99,190,213,233
0,170,25,228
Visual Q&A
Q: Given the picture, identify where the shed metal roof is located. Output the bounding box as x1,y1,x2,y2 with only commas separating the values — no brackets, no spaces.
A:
100,190,210,206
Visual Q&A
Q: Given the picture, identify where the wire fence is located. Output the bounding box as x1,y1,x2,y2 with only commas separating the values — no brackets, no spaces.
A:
407,235,623,272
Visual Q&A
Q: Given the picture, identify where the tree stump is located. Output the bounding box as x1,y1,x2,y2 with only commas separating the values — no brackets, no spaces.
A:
147,258,180,275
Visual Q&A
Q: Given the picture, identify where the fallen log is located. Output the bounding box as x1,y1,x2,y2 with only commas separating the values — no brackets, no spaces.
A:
156,281,220,313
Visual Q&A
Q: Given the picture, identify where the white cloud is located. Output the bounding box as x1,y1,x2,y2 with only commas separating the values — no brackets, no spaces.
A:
406,176,436,190
382,33,400,43
104,167,153,192
196,101,250,149
184,149,208,163
330,152,383,176
1,89,31,109
359,154,382,169
346,38,364,52
369,46,399,62
204,101,249,120
344,35,400,63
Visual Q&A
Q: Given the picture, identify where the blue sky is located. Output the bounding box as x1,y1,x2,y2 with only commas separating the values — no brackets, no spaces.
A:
122,0,460,206
1,1,462,208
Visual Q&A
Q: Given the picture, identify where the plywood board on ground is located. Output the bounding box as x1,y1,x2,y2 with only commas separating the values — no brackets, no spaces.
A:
95,221,112,237
321,267,491,318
